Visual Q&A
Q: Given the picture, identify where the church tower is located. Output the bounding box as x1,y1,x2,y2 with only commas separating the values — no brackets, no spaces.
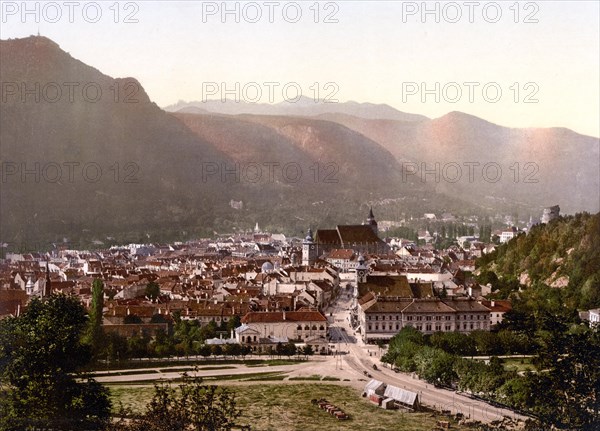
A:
366,207,378,236
302,228,317,266
356,254,368,284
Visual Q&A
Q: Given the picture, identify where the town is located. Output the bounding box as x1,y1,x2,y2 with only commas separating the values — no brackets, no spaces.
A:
1,208,522,344
2,203,599,431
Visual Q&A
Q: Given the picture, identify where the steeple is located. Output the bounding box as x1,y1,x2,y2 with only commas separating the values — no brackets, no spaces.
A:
304,228,314,243
366,207,378,235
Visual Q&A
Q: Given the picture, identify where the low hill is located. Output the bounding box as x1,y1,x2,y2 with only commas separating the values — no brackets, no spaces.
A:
477,213,600,311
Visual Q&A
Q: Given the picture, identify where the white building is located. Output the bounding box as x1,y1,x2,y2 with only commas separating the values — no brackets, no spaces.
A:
236,309,329,353
589,309,600,327
499,227,518,244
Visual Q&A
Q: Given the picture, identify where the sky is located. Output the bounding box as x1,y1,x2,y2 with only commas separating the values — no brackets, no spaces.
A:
1,0,599,137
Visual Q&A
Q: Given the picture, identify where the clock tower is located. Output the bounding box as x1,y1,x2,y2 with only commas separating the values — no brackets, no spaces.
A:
302,228,317,266
356,254,368,284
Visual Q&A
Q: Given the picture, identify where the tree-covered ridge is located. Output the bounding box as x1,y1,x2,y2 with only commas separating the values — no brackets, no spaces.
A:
477,212,600,310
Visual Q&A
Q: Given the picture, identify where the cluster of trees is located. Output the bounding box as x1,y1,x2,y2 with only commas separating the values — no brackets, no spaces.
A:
381,327,521,389
383,321,600,429
0,293,251,430
0,295,111,430
428,328,533,355
386,221,489,249
109,375,250,431
385,226,419,242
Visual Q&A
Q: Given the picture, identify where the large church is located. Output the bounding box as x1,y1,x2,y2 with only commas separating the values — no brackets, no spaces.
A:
302,208,389,266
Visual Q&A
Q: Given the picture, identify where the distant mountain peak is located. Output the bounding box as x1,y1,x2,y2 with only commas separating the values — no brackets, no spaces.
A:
164,98,428,122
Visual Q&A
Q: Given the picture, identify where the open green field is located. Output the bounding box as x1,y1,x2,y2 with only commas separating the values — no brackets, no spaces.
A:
501,357,535,373
110,383,471,431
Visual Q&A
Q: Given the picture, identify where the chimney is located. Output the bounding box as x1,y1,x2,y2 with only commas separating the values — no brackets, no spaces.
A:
491,300,495,307
283,310,286,320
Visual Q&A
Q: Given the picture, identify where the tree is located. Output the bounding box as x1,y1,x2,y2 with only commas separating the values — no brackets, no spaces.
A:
0,295,111,430
414,346,457,386
210,344,223,358
276,342,284,357
223,343,241,358
198,344,212,359
199,320,218,342
85,278,105,358
102,331,129,362
227,315,241,333
110,375,250,431
145,281,160,302
302,344,314,358
128,334,150,358
283,342,297,358
528,327,600,429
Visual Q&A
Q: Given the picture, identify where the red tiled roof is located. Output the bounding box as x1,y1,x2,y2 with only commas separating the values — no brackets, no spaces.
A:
327,249,355,260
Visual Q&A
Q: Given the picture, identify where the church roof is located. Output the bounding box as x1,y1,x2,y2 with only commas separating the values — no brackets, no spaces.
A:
337,225,381,244
315,229,340,244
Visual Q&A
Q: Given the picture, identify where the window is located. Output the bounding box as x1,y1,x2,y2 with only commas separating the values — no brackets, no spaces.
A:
445,316,451,321
435,325,441,331
396,315,399,320
319,325,324,330
435,316,441,321
426,316,432,321
368,316,371,321
463,324,467,330
457,315,460,320
396,324,400,330
375,325,379,331
407,316,413,321
375,316,379,321
445,325,451,331
297,325,302,330
368,325,372,331
470,323,474,330
426,324,432,331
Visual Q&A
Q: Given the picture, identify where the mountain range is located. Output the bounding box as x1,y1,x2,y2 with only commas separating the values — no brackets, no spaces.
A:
1,36,598,249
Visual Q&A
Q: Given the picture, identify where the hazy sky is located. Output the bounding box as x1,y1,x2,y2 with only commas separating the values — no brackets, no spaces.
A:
1,0,599,137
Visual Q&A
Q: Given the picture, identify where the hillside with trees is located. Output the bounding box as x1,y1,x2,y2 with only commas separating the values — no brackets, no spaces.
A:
476,212,600,312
